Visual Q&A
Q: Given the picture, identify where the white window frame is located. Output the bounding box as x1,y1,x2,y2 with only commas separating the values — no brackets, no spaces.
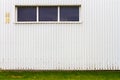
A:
15,5,82,24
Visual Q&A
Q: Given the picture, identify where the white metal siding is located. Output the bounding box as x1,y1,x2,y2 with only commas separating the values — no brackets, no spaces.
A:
0,0,120,70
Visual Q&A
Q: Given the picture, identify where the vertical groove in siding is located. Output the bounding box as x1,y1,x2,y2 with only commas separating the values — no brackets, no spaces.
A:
117,0,120,69
0,0,120,70
0,0,2,69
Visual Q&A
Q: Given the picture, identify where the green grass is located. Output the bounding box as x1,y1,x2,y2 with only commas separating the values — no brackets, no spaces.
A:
0,70,120,80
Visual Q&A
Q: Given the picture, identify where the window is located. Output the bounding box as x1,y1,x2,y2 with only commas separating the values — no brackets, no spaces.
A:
39,7,58,21
60,6,79,21
17,6,37,21
16,6,80,23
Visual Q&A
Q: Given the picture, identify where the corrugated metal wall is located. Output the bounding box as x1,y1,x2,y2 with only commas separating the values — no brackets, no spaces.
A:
0,0,120,70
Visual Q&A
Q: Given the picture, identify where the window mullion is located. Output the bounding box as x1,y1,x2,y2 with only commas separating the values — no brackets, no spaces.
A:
58,6,60,22
37,6,39,22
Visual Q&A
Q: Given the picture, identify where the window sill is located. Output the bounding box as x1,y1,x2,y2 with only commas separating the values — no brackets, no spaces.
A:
15,21,82,24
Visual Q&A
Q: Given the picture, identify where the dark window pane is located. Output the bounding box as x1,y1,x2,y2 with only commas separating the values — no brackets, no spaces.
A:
60,6,79,21
17,6,37,21
39,7,57,21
